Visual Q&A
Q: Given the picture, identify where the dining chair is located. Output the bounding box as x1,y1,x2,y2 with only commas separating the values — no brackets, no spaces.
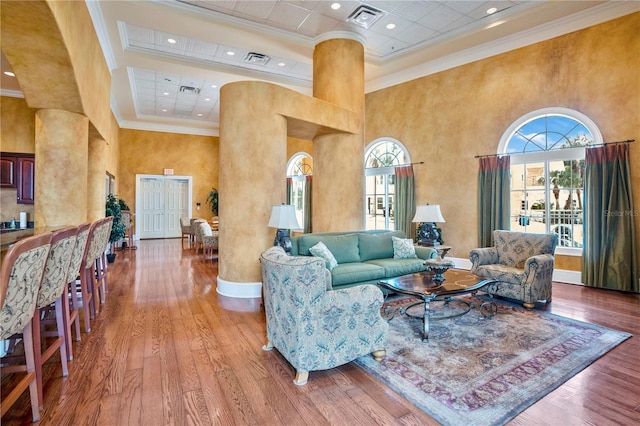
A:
121,210,135,250
180,216,192,249
0,232,53,422
199,221,219,261
189,217,203,250
191,218,207,254
64,221,91,360
32,226,78,408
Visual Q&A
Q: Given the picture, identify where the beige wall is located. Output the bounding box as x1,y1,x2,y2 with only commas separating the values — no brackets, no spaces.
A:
365,13,640,272
1,97,36,223
0,97,36,153
117,129,219,215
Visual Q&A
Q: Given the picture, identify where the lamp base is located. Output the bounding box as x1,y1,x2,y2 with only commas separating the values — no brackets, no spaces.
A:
417,222,442,247
274,229,292,254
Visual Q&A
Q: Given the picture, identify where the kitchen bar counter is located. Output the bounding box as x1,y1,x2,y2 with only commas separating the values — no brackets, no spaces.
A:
0,228,35,251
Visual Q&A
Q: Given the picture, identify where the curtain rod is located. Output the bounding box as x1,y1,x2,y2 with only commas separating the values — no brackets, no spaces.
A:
365,161,424,170
474,139,635,159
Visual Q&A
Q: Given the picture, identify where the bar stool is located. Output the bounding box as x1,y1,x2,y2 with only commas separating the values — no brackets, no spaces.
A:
64,222,91,360
32,226,78,408
0,232,53,422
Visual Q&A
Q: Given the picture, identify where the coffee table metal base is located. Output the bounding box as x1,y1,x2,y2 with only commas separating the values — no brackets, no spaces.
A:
384,294,498,342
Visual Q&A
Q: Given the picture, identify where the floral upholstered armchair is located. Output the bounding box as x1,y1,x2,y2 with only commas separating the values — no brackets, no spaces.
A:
470,230,558,309
260,246,388,385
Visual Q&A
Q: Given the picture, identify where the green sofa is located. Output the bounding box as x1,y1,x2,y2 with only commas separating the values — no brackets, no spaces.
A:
290,230,438,290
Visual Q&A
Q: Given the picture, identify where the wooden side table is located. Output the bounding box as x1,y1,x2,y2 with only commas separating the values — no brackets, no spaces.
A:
435,245,452,258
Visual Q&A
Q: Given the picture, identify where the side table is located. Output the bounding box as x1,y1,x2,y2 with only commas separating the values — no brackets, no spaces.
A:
435,245,452,258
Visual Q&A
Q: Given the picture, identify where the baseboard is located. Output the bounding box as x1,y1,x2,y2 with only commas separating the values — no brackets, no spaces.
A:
449,257,583,285
216,276,262,298
552,269,582,285
449,257,472,270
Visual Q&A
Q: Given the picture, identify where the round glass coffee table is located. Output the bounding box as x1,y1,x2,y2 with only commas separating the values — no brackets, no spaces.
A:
378,269,497,342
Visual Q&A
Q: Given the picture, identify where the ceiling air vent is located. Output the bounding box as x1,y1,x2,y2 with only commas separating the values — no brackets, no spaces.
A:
242,52,271,66
346,4,384,29
179,85,201,94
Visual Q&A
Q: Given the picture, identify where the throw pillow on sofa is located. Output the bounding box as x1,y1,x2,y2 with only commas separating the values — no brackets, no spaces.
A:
309,241,338,270
392,236,417,259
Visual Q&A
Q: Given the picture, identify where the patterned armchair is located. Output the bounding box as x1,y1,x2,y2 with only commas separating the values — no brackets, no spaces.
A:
260,246,388,385
470,230,558,309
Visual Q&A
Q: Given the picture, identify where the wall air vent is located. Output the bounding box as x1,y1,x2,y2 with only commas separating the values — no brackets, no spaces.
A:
179,85,201,94
346,5,384,29
242,52,271,65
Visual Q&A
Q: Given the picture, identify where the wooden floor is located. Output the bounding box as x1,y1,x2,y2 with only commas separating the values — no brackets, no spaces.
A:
2,238,639,425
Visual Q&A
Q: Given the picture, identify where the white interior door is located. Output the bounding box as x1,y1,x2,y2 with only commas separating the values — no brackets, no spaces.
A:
137,175,191,239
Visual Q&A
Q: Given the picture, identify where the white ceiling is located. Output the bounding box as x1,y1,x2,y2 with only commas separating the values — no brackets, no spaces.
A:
1,1,638,137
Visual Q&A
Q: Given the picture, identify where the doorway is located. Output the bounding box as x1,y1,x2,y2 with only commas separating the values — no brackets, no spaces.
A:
136,174,192,239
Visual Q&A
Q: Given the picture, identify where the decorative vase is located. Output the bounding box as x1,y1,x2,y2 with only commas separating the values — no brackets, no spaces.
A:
424,258,455,281
107,253,116,263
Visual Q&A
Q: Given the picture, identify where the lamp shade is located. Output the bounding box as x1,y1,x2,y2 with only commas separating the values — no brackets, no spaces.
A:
412,204,445,223
268,204,301,229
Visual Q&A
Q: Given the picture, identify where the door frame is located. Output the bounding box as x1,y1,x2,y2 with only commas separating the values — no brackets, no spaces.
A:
135,174,192,239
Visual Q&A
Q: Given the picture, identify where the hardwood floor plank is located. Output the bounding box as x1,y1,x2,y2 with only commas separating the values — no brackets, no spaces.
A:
3,239,639,425
114,368,143,426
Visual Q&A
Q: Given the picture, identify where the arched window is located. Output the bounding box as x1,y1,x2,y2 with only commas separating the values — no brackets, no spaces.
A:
286,153,313,231
364,138,410,230
500,107,603,250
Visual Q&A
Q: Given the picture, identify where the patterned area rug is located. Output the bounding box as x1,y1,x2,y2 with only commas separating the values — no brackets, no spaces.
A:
355,294,631,426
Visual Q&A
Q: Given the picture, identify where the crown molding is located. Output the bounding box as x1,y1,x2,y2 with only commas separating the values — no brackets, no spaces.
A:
0,89,24,98
85,0,117,72
118,118,219,137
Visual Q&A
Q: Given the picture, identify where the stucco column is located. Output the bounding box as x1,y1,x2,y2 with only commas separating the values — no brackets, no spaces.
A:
218,82,288,296
35,109,89,227
312,36,365,231
88,134,107,221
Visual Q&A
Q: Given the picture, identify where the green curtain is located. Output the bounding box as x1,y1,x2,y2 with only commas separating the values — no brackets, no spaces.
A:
286,177,293,205
478,156,510,247
304,175,312,234
583,144,638,292
394,165,416,241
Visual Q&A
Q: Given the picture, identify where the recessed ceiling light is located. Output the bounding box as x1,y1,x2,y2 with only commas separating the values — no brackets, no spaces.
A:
162,109,168,112
167,38,177,44
211,84,217,88
205,98,211,101
163,92,169,95
226,51,235,56
278,62,286,67
3,71,15,77
197,113,203,117
386,23,396,30
487,7,498,14
331,3,341,10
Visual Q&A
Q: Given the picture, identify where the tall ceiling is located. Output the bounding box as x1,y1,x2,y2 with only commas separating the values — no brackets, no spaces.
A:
1,1,637,136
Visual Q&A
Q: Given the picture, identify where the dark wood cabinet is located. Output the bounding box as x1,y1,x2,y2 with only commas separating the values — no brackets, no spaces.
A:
1,153,35,203
1,156,17,187
17,156,35,204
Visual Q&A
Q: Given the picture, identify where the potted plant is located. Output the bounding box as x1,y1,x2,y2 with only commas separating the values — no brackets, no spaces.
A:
105,193,126,262
206,187,218,218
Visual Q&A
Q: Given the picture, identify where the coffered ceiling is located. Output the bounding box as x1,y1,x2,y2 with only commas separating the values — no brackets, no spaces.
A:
1,1,637,136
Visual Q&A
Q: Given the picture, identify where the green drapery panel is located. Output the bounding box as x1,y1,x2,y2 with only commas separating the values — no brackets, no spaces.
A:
286,177,293,205
478,156,510,247
583,144,638,292
304,175,312,234
394,165,416,241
